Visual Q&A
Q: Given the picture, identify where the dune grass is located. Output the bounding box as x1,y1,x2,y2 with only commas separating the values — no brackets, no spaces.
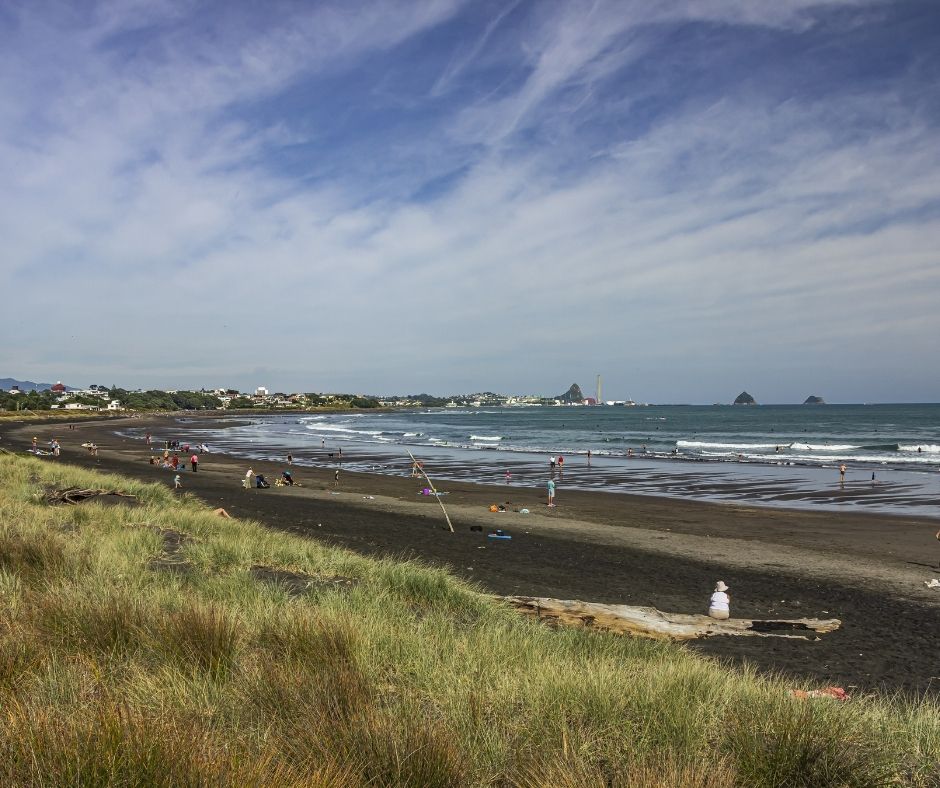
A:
0,453,937,786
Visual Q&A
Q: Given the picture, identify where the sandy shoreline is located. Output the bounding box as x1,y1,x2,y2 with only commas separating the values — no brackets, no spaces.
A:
4,413,940,696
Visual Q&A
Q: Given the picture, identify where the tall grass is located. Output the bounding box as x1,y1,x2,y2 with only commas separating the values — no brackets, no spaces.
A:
0,453,937,785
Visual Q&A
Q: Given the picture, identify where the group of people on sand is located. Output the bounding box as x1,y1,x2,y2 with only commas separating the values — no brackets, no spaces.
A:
150,445,199,475
30,436,61,456
242,466,307,489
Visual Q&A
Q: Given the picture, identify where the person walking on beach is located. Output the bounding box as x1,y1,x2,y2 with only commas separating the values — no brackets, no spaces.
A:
287,453,293,466
244,468,254,489
708,581,730,620
839,463,847,485
547,478,556,507
190,454,198,472
333,469,340,488
557,455,564,472
549,456,556,473
173,474,182,490
587,449,591,466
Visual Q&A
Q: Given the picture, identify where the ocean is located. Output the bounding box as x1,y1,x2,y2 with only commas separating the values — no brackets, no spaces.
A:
129,404,940,518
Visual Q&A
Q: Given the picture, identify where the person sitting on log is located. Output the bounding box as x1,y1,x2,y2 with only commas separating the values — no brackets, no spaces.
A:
708,581,731,620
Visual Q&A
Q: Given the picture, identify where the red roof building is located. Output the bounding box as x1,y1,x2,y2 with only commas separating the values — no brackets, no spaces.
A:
50,381,66,392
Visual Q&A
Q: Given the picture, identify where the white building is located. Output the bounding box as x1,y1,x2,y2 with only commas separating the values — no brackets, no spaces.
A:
255,386,269,397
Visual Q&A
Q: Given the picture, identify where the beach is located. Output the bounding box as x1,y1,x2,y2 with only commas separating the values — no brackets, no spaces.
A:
4,413,940,696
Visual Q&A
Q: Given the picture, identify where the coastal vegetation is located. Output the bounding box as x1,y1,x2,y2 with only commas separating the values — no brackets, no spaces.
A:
106,388,222,411
0,388,222,413
0,453,937,785
0,388,382,414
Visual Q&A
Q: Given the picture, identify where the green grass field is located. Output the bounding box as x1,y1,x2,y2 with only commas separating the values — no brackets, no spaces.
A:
0,453,936,786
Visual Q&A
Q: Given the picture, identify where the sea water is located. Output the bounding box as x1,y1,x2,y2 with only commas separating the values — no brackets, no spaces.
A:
135,404,940,517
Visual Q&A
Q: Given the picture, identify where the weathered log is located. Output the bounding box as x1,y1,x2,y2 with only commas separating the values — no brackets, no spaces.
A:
45,487,137,506
503,596,841,641
407,450,454,532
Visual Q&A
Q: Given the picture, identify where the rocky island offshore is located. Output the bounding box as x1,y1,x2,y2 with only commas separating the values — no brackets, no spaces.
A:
803,395,826,404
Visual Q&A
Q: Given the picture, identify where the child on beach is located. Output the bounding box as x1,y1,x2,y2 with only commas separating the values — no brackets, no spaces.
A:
708,581,730,620
173,474,182,490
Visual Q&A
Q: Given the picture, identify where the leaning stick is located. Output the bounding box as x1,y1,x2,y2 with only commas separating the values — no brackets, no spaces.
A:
407,450,454,532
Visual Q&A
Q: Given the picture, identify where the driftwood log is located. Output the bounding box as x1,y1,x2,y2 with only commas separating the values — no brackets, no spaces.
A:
504,596,841,641
45,487,138,506
406,450,454,532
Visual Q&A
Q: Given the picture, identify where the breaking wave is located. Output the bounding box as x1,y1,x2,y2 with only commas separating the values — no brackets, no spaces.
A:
898,444,940,453
676,440,780,450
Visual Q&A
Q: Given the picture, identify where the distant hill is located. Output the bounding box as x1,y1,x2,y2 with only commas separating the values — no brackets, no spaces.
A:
803,395,826,405
0,377,56,392
733,391,756,405
557,383,584,403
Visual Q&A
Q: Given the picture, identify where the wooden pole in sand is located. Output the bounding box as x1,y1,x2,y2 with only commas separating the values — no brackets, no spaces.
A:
407,450,454,532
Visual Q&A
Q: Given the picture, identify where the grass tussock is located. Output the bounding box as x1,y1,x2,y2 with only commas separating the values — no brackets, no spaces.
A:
0,453,937,786
160,604,242,679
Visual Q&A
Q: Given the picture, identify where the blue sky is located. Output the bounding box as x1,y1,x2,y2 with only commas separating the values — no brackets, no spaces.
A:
2,0,938,402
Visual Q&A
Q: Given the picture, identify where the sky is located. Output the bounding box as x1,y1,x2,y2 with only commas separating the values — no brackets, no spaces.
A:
2,0,939,403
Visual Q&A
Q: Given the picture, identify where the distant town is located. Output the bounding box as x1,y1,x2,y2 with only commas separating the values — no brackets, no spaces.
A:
0,379,629,413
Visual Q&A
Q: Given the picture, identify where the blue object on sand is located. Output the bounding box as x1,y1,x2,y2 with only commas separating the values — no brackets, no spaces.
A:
487,529,511,540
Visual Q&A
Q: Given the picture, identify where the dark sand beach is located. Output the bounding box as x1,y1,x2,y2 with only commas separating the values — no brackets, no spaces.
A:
4,414,939,696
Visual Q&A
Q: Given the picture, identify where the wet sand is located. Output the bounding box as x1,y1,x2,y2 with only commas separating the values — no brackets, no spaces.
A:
4,414,940,696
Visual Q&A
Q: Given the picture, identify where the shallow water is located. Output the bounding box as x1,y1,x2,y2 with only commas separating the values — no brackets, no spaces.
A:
121,406,940,518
